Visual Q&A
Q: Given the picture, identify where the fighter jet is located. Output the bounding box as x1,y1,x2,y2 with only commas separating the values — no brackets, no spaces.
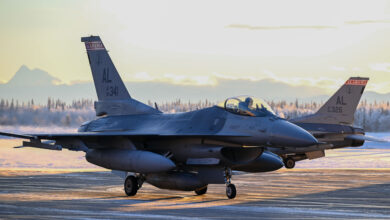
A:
0,36,318,199
268,77,387,168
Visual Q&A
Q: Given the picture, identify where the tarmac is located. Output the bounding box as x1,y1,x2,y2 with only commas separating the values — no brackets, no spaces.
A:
0,169,389,219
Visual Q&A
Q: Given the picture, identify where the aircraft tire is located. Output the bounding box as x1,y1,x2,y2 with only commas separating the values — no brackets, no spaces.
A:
124,175,138,196
226,184,236,199
284,158,295,169
195,185,208,195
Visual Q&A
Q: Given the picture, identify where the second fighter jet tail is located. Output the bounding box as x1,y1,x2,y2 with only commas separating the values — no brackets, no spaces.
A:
291,77,369,125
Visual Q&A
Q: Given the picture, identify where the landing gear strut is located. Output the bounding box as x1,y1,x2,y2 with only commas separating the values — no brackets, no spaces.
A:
224,168,236,199
284,157,295,169
124,174,144,196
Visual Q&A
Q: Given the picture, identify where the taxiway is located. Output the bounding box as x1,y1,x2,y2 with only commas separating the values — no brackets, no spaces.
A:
0,169,389,219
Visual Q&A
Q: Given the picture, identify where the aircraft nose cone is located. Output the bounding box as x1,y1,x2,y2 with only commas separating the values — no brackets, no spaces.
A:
268,120,318,147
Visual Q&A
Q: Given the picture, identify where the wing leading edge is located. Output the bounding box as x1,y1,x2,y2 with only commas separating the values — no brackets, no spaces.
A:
0,131,250,140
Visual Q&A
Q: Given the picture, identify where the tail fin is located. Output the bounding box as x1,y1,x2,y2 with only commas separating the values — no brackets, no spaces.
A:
81,36,130,101
81,36,159,116
292,77,369,125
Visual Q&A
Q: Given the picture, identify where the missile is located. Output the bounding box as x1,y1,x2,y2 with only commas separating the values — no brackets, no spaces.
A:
21,140,62,151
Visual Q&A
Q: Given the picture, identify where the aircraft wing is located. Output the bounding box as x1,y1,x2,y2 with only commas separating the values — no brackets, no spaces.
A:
0,131,250,152
0,131,160,140
345,134,388,143
0,131,250,140
0,132,33,139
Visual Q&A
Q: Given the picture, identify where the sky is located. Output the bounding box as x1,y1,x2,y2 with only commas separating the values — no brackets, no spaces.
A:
1,0,390,94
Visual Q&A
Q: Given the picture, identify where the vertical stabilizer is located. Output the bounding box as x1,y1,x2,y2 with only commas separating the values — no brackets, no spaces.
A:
81,36,160,116
291,77,369,125
81,36,130,101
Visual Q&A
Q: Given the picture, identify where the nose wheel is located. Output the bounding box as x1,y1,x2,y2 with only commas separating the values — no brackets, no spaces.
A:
226,183,236,199
284,157,295,169
224,167,236,199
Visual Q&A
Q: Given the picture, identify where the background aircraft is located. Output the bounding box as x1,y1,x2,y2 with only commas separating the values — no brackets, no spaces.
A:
0,36,318,199
268,77,387,168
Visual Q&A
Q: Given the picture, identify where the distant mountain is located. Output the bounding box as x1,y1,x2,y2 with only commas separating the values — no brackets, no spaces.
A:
0,65,388,104
7,65,60,87
0,66,95,103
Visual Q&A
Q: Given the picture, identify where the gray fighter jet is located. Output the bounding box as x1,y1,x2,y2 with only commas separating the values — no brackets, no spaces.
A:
0,36,318,199
269,77,387,168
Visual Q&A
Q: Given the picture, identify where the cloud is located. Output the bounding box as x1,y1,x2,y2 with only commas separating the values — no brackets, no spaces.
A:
127,71,385,97
132,72,156,81
345,20,390,25
135,70,345,94
226,24,337,30
226,20,390,32
68,80,92,85
126,72,218,86
370,63,390,72
260,70,345,92
352,67,361,71
126,72,263,87
330,66,346,71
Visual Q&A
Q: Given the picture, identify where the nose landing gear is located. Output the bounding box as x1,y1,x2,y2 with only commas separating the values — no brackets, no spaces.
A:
224,168,236,199
226,183,236,199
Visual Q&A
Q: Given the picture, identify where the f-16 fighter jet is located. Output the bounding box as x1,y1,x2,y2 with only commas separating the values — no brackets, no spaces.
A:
268,77,387,169
0,36,318,199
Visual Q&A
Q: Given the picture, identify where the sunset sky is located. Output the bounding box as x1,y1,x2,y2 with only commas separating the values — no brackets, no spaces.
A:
1,0,390,94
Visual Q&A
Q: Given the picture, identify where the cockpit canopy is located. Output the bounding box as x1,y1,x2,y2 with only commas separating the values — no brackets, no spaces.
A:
218,96,275,117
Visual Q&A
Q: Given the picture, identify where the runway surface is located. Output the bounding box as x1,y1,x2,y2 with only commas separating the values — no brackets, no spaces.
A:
0,169,389,219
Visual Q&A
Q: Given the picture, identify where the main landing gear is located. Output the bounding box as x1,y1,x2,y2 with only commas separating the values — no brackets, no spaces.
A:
124,174,144,196
283,157,295,169
124,170,237,199
225,168,236,199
